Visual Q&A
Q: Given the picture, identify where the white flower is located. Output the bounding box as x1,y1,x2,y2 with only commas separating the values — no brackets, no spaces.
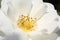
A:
0,0,59,40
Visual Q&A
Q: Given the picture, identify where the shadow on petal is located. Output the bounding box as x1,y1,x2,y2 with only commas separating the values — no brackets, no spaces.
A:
3,33,20,40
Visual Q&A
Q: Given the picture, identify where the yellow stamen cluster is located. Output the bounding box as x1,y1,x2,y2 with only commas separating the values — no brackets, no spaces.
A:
17,15,36,32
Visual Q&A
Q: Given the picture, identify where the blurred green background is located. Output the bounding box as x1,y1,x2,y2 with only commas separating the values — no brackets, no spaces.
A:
0,0,1,8
0,0,60,15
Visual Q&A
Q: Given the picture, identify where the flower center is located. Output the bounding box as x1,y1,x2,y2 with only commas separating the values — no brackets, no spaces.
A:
17,15,36,32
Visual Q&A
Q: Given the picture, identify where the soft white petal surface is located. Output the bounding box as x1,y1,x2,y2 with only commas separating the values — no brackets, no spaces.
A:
0,10,28,40
58,16,60,29
0,10,14,34
7,0,32,21
3,29,28,40
30,33,57,40
30,0,46,19
1,0,8,15
36,3,58,34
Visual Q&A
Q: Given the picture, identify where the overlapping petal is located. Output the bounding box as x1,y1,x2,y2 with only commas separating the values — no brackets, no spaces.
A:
35,3,58,34
0,10,28,40
7,0,32,21
30,0,46,19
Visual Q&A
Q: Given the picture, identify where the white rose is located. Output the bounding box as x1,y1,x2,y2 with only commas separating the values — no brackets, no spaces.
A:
0,0,59,40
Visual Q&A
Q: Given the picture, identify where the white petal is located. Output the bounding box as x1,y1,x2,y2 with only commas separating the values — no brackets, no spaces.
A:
57,16,60,29
30,33,57,40
30,0,46,19
36,8,58,34
1,0,8,15
0,10,15,35
44,3,56,14
0,10,28,40
7,0,32,21
3,30,28,40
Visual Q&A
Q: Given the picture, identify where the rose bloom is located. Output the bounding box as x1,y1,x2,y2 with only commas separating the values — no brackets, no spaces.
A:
0,0,60,40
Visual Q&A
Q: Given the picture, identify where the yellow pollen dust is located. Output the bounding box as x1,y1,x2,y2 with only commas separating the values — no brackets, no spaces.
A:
17,15,36,32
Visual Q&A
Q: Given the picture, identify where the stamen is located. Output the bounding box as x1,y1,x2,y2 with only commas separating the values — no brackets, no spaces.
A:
17,15,37,32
